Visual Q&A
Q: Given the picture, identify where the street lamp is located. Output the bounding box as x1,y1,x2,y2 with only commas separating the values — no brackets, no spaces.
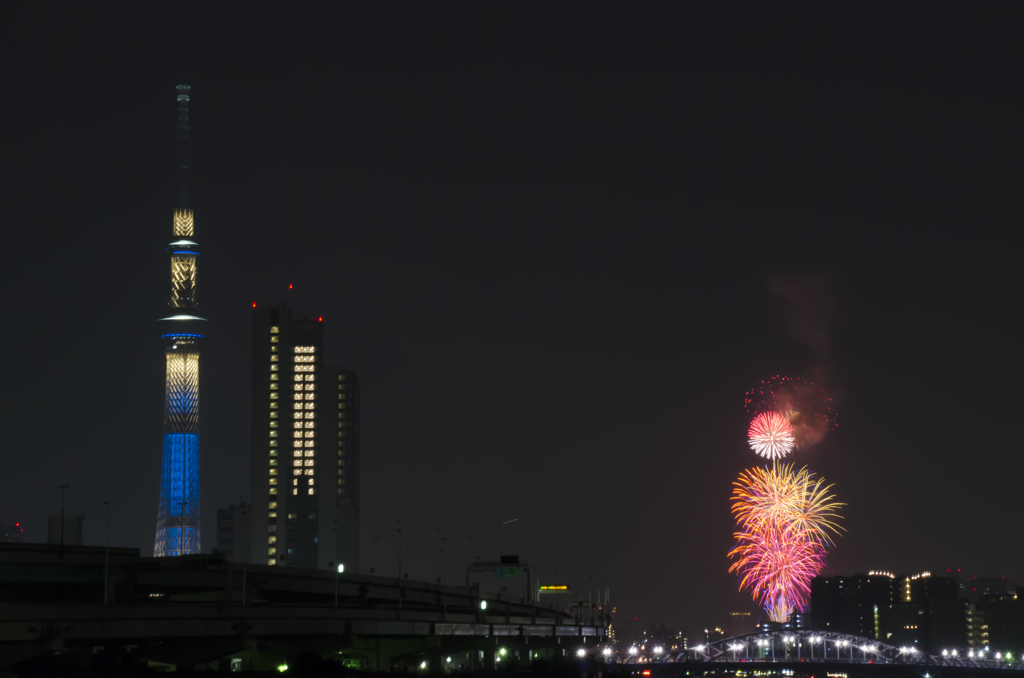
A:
103,501,110,607
57,485,70,559
809,636,820,660
629,647,638,656
577,649,587,658
335,562,344,608
653,646,663,655
603,648,612,657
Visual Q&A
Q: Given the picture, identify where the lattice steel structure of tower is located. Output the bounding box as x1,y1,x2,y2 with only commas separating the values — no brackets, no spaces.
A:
154,84,205,557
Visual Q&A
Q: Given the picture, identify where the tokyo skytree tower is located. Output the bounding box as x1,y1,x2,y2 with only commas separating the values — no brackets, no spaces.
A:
154,84,205,556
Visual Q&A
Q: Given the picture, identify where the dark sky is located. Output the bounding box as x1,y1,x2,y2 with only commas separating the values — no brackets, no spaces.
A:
3,4,1021,635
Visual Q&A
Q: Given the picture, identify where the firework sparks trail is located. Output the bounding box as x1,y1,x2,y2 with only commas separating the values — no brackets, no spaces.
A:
747,411,795,460
744,375,837,448
727,463,844,622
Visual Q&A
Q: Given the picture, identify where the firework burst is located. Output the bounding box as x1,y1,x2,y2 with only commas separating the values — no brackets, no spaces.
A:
744,375,837,448
727,463,844,622
747,411,795,460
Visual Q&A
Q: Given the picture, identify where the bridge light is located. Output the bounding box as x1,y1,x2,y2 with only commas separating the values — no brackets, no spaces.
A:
603,648,612,656
629,647,638,655
654,646,663,654
480,601,487,610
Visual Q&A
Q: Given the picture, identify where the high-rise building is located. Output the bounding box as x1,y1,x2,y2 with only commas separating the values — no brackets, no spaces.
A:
248,303,360,571
216,502,251,562
810,571,895,639
154,84,205,557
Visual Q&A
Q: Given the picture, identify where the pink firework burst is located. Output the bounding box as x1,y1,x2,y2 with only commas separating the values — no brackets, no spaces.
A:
748,411,795,460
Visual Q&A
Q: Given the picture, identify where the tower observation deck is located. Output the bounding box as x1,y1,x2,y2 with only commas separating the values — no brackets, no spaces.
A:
154,84,205,557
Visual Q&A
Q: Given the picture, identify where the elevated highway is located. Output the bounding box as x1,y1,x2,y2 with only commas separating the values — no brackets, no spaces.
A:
0,543,603,672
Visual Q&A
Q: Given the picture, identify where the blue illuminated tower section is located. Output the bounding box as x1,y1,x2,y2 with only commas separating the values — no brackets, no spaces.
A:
154,84,205,557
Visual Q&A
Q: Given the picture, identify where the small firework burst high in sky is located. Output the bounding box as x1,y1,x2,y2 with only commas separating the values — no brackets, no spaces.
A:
744,375,837,448
747,411,795,460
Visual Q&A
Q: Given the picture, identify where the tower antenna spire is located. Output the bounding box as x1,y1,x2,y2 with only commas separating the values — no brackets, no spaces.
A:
176,84,191,207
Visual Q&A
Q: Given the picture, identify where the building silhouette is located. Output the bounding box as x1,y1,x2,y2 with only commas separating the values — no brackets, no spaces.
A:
154,84,205,557
215,501,251,562
248,302,360,571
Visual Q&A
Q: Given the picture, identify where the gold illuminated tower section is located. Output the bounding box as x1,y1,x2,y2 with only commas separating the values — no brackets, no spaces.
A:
154,84,205,557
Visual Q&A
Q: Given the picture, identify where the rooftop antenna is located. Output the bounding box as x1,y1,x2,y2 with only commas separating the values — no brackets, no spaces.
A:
176,84,191,207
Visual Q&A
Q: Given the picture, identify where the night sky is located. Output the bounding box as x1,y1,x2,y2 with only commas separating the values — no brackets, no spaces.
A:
4,4,1021,635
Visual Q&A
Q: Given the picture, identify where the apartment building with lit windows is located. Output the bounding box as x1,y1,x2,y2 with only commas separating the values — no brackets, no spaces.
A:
248,303,360,572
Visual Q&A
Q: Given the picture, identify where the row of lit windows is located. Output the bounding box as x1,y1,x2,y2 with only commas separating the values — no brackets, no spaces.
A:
295,355,315,363
294,346,315,353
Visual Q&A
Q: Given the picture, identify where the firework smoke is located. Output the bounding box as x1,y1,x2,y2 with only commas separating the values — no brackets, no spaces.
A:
744,375,837,448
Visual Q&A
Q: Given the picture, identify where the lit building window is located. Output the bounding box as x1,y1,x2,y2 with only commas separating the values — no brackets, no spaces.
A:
294,374,305,383
304,412,315,419
304,422,314,429
269,511,277,518
293,393,304,401
269,468,277,476
270,336,279,343
304,460,315,467
304,403,315,410
305,393,315,400
293,459,303,467
304,469,315,476
270,411,278,419
293,488,298,495
269,502,277,510
270,327,279,334
269,478,278,486
304,441,315,447
268,536,277,544
270,393,279,400
304,450,315,457
271,355,279,362
270,431,278,438
269,458,277,466
268,547,277,555
293,469,302,476
292,478,298,486
304,431,314,438
309,488,315,495
270,487,278,495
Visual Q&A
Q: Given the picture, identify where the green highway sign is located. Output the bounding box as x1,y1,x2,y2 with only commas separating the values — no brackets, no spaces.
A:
495,567,520,578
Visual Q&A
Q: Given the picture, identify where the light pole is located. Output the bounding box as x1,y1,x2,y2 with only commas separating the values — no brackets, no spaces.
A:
103,501,110,606
179,501,188,556
240,507,248,607
57,484,70,559
335,562,344,608
396,519,402,612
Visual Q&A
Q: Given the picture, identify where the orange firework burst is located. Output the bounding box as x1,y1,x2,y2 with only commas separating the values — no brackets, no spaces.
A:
727,463,844,622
